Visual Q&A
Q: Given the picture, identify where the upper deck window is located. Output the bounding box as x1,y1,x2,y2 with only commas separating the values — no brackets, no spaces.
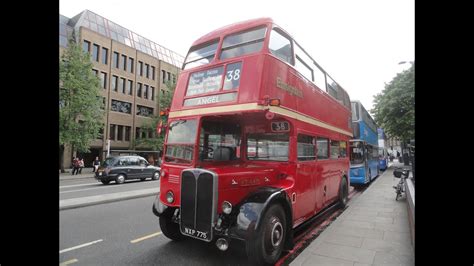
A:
183,40,219,70
269,29,293,64
294,43,314,82
220,26,267,60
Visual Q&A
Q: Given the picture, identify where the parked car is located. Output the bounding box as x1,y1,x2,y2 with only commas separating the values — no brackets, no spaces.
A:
95,155,160,185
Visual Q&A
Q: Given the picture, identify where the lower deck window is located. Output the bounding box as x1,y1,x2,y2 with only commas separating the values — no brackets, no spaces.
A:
247,133,289,161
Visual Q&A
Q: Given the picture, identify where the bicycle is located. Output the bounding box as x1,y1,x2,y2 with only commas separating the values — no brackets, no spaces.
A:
393,167,410,201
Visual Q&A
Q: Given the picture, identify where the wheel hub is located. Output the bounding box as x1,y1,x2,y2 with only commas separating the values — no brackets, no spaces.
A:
270,219,283,247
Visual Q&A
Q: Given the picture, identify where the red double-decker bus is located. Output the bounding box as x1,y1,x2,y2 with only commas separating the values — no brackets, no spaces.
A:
152,18,352,265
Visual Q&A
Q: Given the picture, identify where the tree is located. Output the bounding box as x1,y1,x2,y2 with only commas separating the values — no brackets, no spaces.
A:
371,62,414,144
134,80,176,151
59,38,104,172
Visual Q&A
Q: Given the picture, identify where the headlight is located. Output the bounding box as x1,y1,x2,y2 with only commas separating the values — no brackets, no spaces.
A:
222,201,232,214
166,190,174,203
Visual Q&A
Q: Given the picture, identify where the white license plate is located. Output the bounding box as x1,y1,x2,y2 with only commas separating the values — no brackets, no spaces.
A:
99,172,102,176
182,227,208,240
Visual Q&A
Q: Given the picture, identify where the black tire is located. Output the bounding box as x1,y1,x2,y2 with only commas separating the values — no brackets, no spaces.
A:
246,204,286,266
101,180,110,185
159,214,184,241
140,178,147,181
152,171,160,180
338,177,349,208
115,174,126,184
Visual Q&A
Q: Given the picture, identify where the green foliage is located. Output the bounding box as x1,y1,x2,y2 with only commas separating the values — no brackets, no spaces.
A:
134,80,176,150
59,38,104,153
371,63,414,141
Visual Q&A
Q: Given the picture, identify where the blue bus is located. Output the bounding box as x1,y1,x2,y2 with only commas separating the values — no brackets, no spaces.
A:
350,101,379,185
377,128,389,171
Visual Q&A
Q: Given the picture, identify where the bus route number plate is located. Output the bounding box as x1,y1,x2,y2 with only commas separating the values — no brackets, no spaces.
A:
271,121,290,132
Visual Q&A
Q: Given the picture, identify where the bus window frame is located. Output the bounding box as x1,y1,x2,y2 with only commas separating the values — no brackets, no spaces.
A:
268,27,295,66
296,132,317,162
183,38,220,70
218,25,268,61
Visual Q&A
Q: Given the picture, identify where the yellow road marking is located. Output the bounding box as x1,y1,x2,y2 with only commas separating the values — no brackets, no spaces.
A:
60,258,78,265
130,231,162,243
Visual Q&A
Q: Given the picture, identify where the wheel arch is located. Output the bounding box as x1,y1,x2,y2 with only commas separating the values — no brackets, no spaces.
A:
229,186,294,250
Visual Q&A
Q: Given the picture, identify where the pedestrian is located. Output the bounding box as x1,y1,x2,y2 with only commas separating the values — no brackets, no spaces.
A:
78,158,84,174
72,157,79,175
93,156,100,173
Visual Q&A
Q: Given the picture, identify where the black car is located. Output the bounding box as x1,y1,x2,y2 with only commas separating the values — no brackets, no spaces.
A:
95,155,160,185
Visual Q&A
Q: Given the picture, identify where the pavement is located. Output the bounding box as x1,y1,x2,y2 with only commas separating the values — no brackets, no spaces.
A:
59,168,159,210
59,167,96,180
290,161,414,265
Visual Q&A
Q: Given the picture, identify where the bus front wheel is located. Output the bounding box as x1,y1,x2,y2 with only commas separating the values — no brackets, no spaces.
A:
159,212,184,241
246,204,286,265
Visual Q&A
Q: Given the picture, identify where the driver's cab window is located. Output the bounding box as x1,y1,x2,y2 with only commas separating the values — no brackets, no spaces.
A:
139,159,148,166
129,157,139,166
199,120,241,161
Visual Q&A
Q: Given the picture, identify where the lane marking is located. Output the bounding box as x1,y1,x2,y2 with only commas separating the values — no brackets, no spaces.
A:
60,258,78,265
130,232,162,243
60,183,99,189
60,239,103,254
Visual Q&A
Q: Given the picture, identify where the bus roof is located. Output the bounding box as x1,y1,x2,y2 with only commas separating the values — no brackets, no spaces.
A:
192,17,274,46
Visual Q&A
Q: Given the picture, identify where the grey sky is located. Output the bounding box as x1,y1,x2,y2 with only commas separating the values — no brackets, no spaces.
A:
60,0,414,112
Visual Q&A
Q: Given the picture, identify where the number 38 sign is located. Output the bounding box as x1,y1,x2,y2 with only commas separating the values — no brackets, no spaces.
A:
271,121,290,132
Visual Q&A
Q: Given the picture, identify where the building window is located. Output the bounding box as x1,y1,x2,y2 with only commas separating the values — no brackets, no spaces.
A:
144,84,149,99
148,129,154,138
145,64,150,78
111,99,132,114
127,57,134,73
135,127,141,139
150,86,155,101
125,126,131,141
101,47,108,64
118,78,124,93
137,83,142,97
109,124,116,140
83,40,90,53
127,80,133,95
100,72,107,89
138,61,143,76
113,52,119,68
92,44,100,62
317,137,329,159
167,72,171,82
92,69,98,76
121,78,126,94
112,75,118,91
162,70,166,84
117,125,124,141
151,66,155,80
172,74,176,84
136,105,154,117
121,55,127,71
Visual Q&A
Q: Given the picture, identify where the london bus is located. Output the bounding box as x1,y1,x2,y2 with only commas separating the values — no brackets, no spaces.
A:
377,128,389,171
349,100,379,185
152,18,353,265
